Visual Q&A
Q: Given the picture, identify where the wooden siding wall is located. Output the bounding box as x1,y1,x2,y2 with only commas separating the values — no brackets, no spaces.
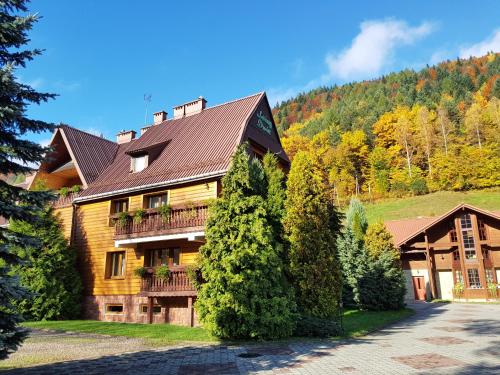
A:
72,180,216,296
54,206,74,240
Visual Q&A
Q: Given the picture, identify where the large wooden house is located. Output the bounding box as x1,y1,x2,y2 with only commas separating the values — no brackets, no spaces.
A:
385,204,500,302
31,92,289,325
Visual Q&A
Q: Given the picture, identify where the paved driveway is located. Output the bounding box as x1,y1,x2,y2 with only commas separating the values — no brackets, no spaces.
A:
3,303,499,374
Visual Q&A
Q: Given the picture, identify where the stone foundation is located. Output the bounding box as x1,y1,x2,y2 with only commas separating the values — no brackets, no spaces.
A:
82,295,199,326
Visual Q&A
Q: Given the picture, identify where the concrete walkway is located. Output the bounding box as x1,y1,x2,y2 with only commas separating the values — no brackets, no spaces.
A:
3,303,500,374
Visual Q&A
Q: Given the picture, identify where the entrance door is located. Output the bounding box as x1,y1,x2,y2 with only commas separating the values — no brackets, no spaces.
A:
412,276,426,300
437,271,454,300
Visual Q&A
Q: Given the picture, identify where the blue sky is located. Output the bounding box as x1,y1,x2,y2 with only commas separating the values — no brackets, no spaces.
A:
20,0,500,145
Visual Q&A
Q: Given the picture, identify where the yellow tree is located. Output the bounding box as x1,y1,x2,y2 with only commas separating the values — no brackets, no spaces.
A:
414,105,437,177
464,91,487,149
281,122,311,161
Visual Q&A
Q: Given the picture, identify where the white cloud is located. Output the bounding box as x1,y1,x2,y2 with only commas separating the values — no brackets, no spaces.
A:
459,29,500,58
39,138,52,147
267,19,435,105
324,19,435,81
54,80,82,92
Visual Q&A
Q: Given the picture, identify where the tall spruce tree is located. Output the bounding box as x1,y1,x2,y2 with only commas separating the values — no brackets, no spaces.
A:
9,207,81,320
337,198,369,307
196,145,295,339
284,151,342,319
0,0,55,358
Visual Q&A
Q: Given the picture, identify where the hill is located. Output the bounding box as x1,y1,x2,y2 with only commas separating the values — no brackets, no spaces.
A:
272,53,500,204
364,188,500,223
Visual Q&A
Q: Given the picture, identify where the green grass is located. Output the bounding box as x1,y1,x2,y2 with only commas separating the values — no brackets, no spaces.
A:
22,308,414,346
22,320,216,346
341,308,415,337
364,188,500,223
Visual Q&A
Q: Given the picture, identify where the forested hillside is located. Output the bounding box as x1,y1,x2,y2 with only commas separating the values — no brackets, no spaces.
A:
273,53,500,205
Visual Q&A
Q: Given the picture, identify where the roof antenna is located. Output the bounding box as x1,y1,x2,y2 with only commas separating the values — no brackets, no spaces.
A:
143,94,152,125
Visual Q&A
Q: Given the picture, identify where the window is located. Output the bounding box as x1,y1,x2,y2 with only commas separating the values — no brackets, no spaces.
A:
105,304,123,314
449,221,458,242
482,247,489,260
140,304,161,315
478,219,487,240
112,199,129,214
106,251,125,278
467,268,481,289
460,214,476,260
132,155,147,173
460,213,472,229
486,269,494,284
147,193,168,209
455,270,463,284
148,248,180,267
453,249,460,261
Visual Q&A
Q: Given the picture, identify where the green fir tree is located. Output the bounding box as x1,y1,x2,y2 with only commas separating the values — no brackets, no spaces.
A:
196,145,295,339
9,207,82,320
0,0,56,359
284,151,342,319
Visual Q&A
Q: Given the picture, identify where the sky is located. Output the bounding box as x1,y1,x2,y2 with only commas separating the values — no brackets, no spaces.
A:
18,0,500,145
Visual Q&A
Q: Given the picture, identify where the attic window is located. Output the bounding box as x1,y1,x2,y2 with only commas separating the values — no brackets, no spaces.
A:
131,154,148,173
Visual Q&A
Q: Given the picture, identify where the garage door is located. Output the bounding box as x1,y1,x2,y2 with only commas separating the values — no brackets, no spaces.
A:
437,271,454,300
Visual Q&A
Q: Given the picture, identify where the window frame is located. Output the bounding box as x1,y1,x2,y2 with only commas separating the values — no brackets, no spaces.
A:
147,248,181,267
144,191,169,209
110,198,129,215
139,304,162,315
105,304,124,314
105,251,126,279
466,268,481,289
131,154,148,173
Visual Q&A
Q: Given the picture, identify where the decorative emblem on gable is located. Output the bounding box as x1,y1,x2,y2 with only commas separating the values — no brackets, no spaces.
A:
255,111,273,135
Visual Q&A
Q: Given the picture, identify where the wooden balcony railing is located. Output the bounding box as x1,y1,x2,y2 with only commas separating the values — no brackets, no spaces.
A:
140,267,196,295
52,192,80,208
114,204,208,239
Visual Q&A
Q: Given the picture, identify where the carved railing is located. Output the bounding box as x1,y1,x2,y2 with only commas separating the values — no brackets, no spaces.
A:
140,267,195,293
114,204,208,238
52,192,80,208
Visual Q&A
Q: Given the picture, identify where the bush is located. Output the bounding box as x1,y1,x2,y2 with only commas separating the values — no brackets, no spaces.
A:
156,265,170,280
133,267,147,278
117,211,129,227
294,315,343,337
158,204,172,221
359,252,406,310
59,186,69,197
133,209,146,224
70,185,81,193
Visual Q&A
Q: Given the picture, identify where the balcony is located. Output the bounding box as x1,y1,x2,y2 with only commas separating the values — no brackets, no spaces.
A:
139,267,196,297
113,204,208,240
52,191,80,208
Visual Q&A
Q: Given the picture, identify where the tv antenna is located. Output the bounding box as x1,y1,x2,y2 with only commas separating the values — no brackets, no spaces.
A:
144,94,152,125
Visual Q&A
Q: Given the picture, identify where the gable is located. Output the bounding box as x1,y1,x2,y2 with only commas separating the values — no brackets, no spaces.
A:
242,95,290,165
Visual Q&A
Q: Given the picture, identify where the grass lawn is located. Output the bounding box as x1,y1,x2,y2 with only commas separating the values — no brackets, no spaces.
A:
364,188,500,223
23,308,414,345
23,320,216,346
341,308,414,337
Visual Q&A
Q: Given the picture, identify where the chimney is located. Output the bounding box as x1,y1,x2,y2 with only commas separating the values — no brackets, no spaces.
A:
153,110,167,125
140,125,151,136
173,96,207,119
116,130,136,144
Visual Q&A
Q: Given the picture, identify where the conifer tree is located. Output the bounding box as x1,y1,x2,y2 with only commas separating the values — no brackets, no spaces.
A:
337,198,369,306
0,0,55,358
9,207,82,320
284,151,342,319
196,145,295,339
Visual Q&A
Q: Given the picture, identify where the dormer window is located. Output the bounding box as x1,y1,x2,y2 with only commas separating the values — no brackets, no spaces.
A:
131,154,148,173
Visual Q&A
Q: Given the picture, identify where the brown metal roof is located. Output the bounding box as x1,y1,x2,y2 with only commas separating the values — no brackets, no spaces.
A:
79,92,273,199
59,125,119,184
385,203,500,247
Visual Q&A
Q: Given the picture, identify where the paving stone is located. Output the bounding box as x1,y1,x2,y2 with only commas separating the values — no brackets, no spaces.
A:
419,336,472,345
392,353,464,369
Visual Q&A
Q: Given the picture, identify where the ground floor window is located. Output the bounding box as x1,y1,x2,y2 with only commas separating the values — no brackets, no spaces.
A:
467,268,481,289
105,304,124,314
454,270,464,284
140,304,162,315
485,269,494,284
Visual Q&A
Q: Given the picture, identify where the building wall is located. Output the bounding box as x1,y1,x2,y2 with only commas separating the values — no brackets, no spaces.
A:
54,205,74,239
72,180,216,297
403,269,430,301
